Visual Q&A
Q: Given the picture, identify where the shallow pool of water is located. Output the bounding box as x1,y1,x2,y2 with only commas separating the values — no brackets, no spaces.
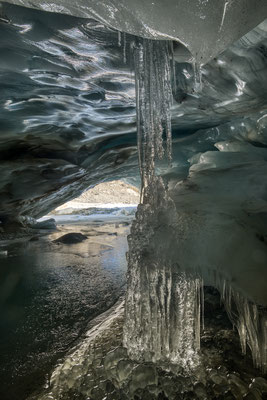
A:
0,221,129,400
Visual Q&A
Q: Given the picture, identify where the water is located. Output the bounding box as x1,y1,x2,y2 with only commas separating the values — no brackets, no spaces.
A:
0,220,129,400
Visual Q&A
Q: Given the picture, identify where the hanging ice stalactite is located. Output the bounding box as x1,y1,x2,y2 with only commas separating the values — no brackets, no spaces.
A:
123,32,127,64
133,38,173,194
221,281,267,372
117,30,121,47
192,61,203,93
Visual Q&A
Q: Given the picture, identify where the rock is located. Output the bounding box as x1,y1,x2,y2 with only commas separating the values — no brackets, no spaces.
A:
54,232,87,244
33,218,57,230
29,236,39,241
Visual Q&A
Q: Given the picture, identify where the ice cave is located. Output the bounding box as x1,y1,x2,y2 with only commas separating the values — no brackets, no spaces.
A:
0,1,267,399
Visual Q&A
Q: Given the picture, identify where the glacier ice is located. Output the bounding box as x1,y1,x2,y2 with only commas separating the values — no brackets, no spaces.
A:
123,36,267,374
1,3,267,219
123,38,203,371
0,0,266,392
3,0,267,65
222,282,267,372
123,178,203,369
133,38,173,192
123,144,267,372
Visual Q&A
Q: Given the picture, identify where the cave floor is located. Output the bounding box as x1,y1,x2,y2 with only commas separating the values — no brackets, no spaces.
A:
1,218,267,400
0,218,130,400
34,289,267,400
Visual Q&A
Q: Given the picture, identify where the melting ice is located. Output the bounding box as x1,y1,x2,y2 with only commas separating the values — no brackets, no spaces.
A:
27,32,267,400
123,38,203,370
124,37,267,373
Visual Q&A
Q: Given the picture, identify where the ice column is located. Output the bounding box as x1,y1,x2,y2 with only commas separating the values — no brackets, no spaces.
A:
123,38,201,370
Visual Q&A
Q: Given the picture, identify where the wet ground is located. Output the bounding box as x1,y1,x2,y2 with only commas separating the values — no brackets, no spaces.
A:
34,288,267,400
1,214,267,400
0,218,130,400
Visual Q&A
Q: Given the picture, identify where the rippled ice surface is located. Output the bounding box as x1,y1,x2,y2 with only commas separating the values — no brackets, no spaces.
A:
0,219,130,400
1,3,267,218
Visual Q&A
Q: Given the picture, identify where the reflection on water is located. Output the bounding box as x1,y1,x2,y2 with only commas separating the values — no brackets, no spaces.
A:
0,222,129,400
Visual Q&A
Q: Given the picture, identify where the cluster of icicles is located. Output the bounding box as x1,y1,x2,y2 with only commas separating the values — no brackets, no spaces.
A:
123,37,267,373
222,283,267,372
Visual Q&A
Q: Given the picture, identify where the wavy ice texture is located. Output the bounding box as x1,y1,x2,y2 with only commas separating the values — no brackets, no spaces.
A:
3,0,267,65
1,4,267,220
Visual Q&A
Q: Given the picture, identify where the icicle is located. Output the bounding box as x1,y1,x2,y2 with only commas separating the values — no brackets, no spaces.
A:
192,61,202,93
201,279,205,330
118,31,121,47
169,41,177,95
123,32,127,64
221,281,267,372
124,214,202,370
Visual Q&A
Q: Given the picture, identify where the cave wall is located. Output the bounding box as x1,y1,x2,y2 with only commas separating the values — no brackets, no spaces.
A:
0,3,267,224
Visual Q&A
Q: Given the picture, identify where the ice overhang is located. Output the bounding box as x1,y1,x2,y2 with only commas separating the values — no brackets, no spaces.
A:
2,0,267,64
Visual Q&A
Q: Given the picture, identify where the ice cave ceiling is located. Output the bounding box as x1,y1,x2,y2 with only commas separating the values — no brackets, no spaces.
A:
0,1,267,306
0,1,267,220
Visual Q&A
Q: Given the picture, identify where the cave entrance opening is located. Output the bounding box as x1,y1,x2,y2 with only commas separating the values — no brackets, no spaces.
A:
48,180,140,220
